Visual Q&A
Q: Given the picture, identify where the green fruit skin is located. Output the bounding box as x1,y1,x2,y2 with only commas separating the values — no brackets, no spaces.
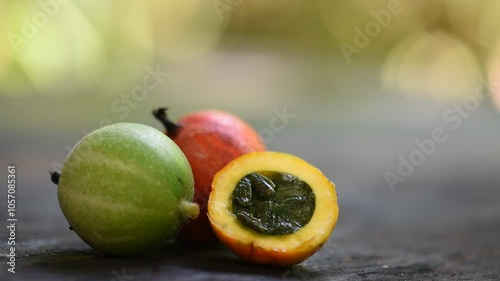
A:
58,123,195,256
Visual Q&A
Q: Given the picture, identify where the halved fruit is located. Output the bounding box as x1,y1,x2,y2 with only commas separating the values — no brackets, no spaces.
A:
208,151,339,266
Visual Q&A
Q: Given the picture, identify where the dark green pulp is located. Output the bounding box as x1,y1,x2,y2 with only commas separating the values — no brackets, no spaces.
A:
231,172,315,236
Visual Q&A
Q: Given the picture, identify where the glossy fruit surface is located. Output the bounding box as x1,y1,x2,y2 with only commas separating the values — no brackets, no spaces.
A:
208,151,338,266
154,109,265,243
57,123,199,256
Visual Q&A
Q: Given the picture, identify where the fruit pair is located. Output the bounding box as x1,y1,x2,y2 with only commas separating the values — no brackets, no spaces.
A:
152,108,266,243
154,109,339,266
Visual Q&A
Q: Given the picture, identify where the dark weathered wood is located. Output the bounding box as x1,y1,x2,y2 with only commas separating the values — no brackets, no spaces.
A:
1,99,499,281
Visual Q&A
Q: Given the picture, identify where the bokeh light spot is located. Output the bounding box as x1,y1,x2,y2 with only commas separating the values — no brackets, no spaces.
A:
382,31,481,104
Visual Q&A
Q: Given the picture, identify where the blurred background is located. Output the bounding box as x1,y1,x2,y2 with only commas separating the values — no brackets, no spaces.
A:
1,0,499,278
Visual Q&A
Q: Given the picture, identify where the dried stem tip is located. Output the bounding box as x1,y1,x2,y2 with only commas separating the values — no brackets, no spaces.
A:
152,108,182,136
50,171,60,185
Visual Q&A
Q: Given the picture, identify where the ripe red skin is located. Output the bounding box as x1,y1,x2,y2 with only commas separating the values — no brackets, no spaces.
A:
166,111,266,243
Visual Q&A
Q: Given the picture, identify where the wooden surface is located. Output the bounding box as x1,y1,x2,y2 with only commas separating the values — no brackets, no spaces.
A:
1,100,500,281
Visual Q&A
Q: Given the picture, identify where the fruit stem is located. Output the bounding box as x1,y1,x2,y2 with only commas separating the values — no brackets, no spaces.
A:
152,108,182,136
179,201,200,220
50,171,60,185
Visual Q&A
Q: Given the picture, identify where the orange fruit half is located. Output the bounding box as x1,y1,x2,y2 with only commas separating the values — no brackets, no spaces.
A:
208,151,339,266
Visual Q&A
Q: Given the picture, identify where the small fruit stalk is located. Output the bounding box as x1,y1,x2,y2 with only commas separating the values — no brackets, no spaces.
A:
52,123,199,256
153,108,266,243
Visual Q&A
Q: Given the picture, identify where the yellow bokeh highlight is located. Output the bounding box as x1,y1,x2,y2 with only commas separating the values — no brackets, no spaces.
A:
150,0,226,61
0,20,9,78
477,0,500,50
64,3,107,90
2,1,108,96
75,0,154,97
320,0,431,54
0,0,157,97
382,31,482,104
446,0,500,50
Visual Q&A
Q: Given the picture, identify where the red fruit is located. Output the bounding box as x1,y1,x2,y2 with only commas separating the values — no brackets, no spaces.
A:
153,108,266,243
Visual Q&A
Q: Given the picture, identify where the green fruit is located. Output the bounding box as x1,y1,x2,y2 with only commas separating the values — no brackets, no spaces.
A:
57,123,199,256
